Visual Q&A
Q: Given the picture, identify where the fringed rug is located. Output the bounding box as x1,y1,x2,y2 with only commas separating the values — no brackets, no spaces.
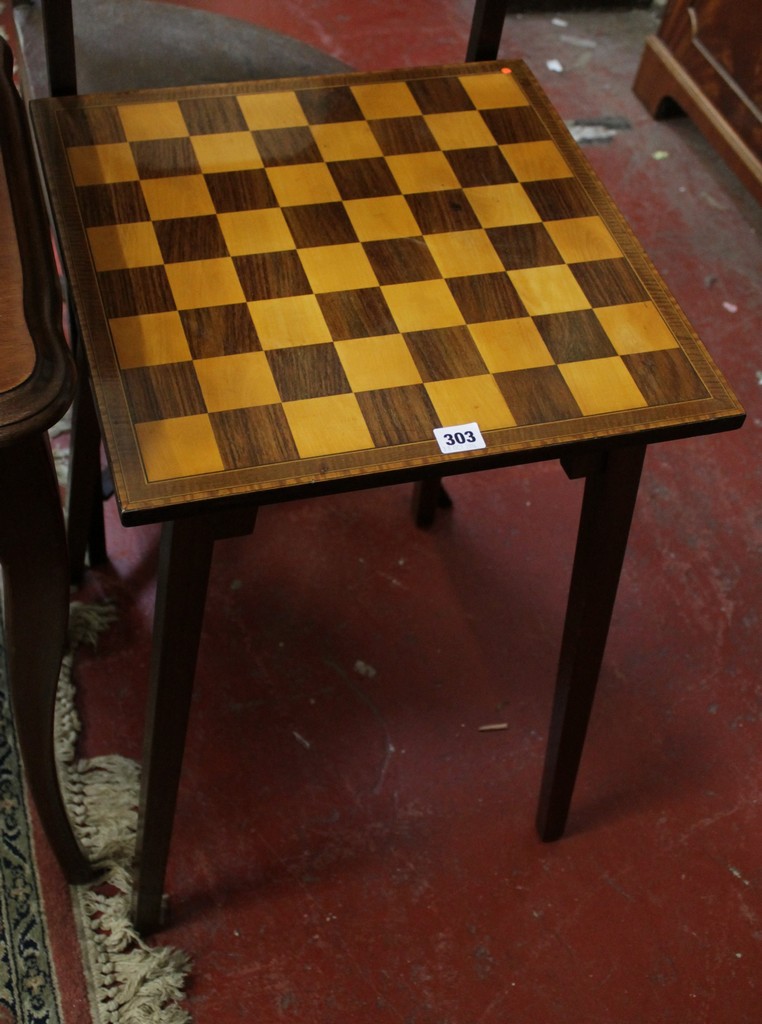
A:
0,601,192,1024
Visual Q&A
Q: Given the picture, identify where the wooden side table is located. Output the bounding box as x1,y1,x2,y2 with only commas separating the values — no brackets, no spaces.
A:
31,59,744,932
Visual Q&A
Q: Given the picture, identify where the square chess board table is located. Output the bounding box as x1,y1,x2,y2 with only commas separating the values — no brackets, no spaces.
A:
32,61,743,932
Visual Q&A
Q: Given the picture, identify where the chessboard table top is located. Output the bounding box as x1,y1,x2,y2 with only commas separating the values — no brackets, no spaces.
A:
31,61,743,523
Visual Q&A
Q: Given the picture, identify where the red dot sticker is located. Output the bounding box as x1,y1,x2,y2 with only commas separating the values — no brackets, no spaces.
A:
501,67,512,74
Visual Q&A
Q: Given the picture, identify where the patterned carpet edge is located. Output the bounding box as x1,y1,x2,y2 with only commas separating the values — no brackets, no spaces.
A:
0,600,193,1024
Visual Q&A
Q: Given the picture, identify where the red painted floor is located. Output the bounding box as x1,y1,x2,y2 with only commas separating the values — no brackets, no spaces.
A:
31,2,762,1021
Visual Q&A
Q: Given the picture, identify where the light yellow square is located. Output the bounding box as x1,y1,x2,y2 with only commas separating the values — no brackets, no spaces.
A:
191,132,263,173
248,295,333,349
266,163,341,207
237,91,309,130
545,217,622,264
140,175,215,220
194,351,280,412
351,82,422,120
465,183,540,228
424,111,497,151
501,141,572,182
425,229,504,278
344,195,420,242
110,312,192,369
136,414,225,481
386,152,461,194
310,121,383,162
299,243,378,294
594,301,679,356
459,71,529,109
87,222,163,271
165,258,246,310
508,265,590,316
218,208,295,256
284,393,374,458
559,357,648,415
67,143,139,186
425,375,516,430
335,335,423,391
118,102,188,141
469,318,554,373
382,280,465,333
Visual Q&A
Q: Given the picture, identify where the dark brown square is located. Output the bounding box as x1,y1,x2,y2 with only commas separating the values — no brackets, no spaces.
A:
329,157,400,200
522,179,595,221
369,117,439,155
154,215,229,263
296,86,364,124
495,365,582,424
75,181,150,227
480,107,550,145
180,304,261,358
266,344,351,401
406,190,480,234
178,96,248,135
97,265,175,318
356,384,441,445
407,77,475,114
211,404,299,468
130,137,200,178
57,107,126,147
623,349,710,406
446,147,517,188
205,168,277,212
233,251,312,301
404,326,488,381
447,273,527,323
533,310,617,363
571,259,649,307
252,126,322,166
121,362,206,423
282,202,358,247
487,223,563,270
363,237,440,285
317,288,398,340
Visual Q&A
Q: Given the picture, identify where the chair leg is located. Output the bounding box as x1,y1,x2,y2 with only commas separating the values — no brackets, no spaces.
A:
0,436,94,883
536,445,647,841
467,0,508,61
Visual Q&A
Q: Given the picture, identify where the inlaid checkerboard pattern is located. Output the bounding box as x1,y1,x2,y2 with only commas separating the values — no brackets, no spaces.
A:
33,62,740,515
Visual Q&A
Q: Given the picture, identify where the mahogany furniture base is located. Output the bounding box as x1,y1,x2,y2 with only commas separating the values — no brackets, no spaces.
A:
633,36,762,206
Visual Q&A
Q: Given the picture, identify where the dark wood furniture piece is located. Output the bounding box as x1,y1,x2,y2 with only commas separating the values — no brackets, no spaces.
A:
633,0,762,204
32,55,744,933
0,40,92,884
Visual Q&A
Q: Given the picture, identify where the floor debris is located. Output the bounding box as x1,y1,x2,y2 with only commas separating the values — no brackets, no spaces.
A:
566,116,632,144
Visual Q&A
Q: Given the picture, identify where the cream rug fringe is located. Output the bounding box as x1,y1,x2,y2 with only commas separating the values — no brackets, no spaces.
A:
56,602,192,1024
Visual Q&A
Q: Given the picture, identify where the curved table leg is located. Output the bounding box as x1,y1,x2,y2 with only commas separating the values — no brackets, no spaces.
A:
0,435,94,883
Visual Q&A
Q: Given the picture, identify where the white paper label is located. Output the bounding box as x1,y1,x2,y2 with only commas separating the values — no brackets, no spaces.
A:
433,422,486,454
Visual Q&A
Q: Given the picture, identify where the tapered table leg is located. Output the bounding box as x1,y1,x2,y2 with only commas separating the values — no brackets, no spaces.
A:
412,477,452,528
67,340,107,583
0,436,94,882
537,444,647,842
132,508,257,933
